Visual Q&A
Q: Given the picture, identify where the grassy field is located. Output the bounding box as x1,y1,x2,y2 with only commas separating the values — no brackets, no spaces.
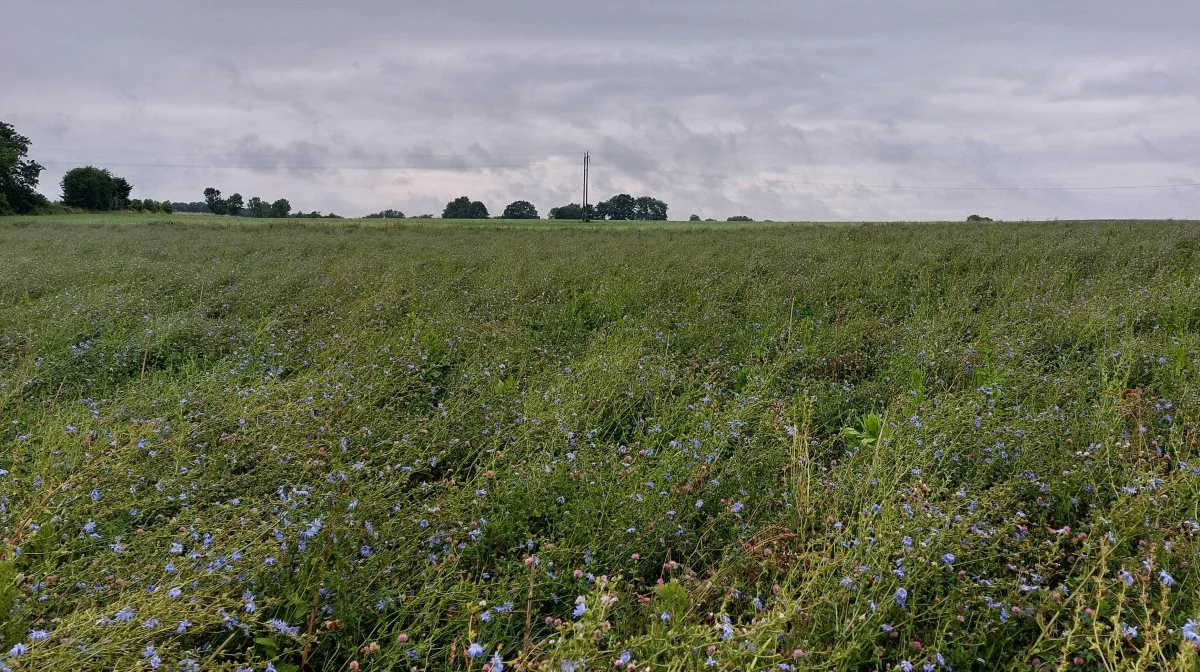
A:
1,215,1199,671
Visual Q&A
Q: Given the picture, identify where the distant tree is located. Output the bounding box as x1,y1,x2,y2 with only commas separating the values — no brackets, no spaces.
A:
689,214,700,221
442,196,488,218
129,198,144,211
160,201,173,214
144,199,161,213
269,199,291,218
414,213,435,219
548,203,583,220
727,215,753,222
634,196,668,220
61,166,129,211
364,209,405,219
596,193,636,220
245,196,269,217
704,218,716,222
1,121,46,215
113,177,132,209
226,193,244,216
966,214,993,222
173,201,208,213
593,194,666,221
502,200,539,219
203,188,226,215
325,212,342,219
443,196,470,218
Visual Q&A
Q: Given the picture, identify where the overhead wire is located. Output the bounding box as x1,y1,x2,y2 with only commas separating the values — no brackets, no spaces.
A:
30,152,1200,192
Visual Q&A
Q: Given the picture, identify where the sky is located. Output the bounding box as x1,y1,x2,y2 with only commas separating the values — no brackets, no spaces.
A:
3,0,1198,220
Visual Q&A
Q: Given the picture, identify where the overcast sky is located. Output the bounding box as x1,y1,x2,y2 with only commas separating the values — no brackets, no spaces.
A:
3,1,1198,220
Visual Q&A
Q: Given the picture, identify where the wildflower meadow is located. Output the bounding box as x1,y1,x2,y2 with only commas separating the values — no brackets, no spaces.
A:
1,215,1198,671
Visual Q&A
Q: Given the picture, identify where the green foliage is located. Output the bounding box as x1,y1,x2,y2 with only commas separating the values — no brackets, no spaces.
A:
840,412,886,450
689,214,701,221
548,203,596,220
0,217,1199,670
60,165,131,211
226,193,244,216
172,201,208,213
727,215,753,222
501,200,539,219
246,196,269,218
231,196,291,218
0,121,46,215
113,177,132,208
203,187,226,214
442,195,488,218
364,209,404,219
595,193,668,220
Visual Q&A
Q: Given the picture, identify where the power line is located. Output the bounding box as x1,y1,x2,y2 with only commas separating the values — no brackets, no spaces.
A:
589,160,1200,192
34,159,573,171
31,155,1199,192
33,148,581,159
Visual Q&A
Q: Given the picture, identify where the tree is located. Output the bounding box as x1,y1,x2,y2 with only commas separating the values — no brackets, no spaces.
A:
203,188,226,215
966,214,993,222
270,199,291,218
501,200,539,219
727,215,753,222
596,193,636,220
548,203,597,220
1,121,46,215
61,166,128,211
548,203,583,220
689,214,701,221
246,196,269,218
113,177,132,209
634,196,668,220
226,193,244,216
161,201,173,214
364,209,404,218
442,196,488,219
594,194,666,220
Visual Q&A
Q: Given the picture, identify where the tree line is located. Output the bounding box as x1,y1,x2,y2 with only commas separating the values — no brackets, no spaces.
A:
5,119,773,221
202,187,298,217
441,194,669,221
2,121,176,215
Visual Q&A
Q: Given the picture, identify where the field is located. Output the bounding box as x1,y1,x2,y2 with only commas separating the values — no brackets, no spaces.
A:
1,215,1199,671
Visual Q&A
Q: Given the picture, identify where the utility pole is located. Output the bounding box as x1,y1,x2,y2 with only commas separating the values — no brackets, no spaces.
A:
582,151,590,222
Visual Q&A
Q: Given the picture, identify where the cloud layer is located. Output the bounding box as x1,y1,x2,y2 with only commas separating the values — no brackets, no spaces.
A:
3,0,1198,219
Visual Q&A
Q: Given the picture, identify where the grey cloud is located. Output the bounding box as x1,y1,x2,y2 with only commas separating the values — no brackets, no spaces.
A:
1073,65,1200,101
2,0,1198,220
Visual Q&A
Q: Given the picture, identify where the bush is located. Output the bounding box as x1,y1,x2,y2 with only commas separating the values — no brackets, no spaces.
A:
60,166,130,211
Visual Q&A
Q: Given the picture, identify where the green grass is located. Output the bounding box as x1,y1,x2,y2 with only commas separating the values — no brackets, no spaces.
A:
1,215,1199,671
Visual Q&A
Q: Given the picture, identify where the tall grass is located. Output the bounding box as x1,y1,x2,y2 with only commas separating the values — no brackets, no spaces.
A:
1,216,1198,671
